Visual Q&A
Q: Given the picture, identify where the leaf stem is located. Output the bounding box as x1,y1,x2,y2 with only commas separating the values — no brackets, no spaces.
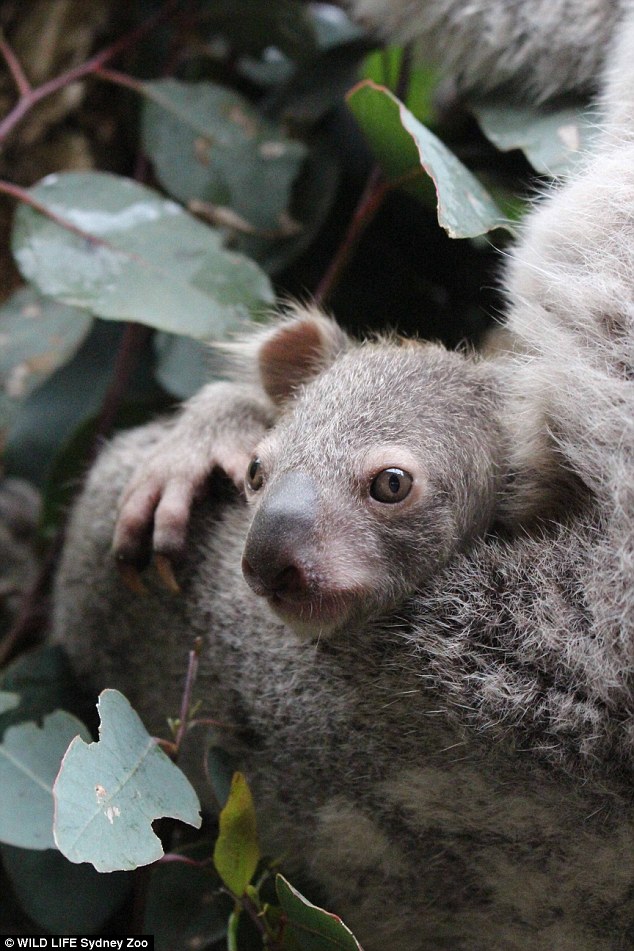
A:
227,907,240,951
158,852,214,867
93,65,147,96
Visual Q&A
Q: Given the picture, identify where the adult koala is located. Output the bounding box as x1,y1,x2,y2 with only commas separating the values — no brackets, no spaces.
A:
53,2,634,949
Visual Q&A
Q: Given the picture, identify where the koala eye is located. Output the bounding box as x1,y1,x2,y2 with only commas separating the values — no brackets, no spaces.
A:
246,457,264,491
370,468,413,504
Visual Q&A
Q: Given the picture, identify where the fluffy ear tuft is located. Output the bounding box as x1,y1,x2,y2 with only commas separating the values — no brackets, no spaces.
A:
216,302,350,404
257,303,350,403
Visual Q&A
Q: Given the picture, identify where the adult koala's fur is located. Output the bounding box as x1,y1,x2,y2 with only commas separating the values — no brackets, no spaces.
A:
53,2,634,950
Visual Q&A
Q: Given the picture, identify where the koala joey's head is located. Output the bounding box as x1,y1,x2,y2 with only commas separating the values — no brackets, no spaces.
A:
240,305,505,641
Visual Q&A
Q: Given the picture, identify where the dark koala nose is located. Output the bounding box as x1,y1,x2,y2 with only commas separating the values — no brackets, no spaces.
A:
242,470,317,597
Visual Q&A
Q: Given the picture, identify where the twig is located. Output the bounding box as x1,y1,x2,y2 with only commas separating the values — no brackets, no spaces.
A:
158,853,214,867
0,178,106,244
0,0,182,145
314,165,389,306
0,29,32,97
91,322,153,453
314,42,415,305
92,65,146,96
173,637,204,754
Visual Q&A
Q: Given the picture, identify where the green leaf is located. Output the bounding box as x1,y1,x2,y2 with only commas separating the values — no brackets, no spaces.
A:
237,142,339,275
3,320,164,488
141,79,307,233
471,101,594,175
53,689,202,872
213,771,260,896
12,172,274,340
360,47,438,125
154,331,213,399
1,845,131,933
0,286,93,412
145,841,232,951
0,710,90,850
276,875,364,951
347,80,506,238
0,692,19,716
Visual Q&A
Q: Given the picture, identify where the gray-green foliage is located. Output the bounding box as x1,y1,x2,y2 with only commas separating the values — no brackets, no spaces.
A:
0,710,90,850
53,689,202,872
12,172,274,339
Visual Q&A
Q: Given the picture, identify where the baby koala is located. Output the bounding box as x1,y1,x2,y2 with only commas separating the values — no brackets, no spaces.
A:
112,305,543,640
56,307,624,951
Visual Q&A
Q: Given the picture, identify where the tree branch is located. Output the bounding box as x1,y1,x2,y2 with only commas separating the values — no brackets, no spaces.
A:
0,0,182,145
0,29,32,97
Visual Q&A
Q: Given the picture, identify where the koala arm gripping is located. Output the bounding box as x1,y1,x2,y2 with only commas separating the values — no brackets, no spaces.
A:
112,381,275,572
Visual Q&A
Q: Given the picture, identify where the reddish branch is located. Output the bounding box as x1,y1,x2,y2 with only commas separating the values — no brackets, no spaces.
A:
0,178,107,243
0,29,32,97
314,164,389,306
0,0,181,145
315,44,414,305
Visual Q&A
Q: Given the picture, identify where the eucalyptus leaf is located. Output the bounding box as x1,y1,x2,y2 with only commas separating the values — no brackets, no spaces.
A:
276,875,364,951
141,79,307,232
154,332,213,399
53,689,202,872
264,39,371,126
347,81,507,238
1,845,130,934
0,710,90,850
361,47,438,125
213,771,260,896
2,319,160,488
238,143,339,274
472,101,594,174
12,172,274,340
145,841,231,951
311,3,364,50
0,692,19,716
0,285,93,406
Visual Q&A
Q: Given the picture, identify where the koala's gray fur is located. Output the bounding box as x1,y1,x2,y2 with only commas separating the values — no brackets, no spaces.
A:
52,2,634,949
345,0,624,101
54,314,634,950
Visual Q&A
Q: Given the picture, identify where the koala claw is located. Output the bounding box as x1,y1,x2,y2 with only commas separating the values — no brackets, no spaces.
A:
116,558,149,596
154,553,181,594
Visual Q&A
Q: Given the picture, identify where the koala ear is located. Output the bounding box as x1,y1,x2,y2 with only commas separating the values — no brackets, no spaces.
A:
257,304,350,403
216,302,350,403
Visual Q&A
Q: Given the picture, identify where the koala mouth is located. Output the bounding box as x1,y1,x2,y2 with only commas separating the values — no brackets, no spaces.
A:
267,588,358,633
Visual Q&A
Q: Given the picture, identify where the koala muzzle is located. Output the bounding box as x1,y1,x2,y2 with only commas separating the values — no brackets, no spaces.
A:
242,470,317,598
